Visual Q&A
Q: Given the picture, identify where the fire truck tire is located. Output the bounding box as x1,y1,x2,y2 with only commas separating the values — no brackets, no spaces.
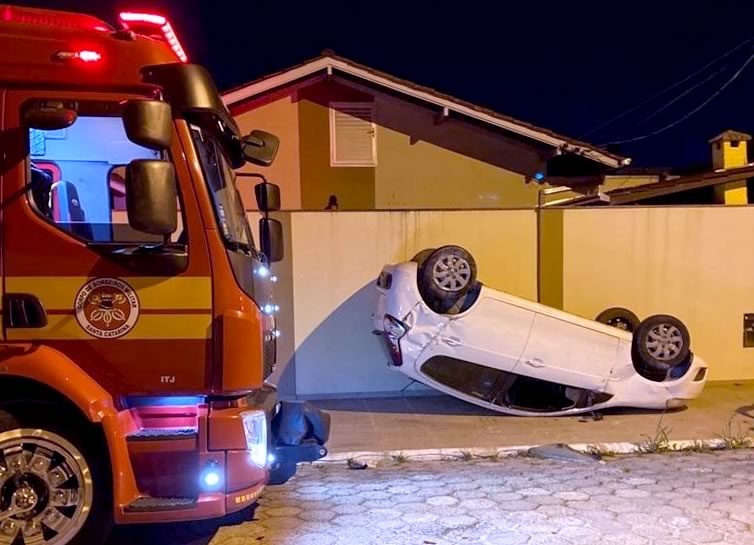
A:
0,402,112,545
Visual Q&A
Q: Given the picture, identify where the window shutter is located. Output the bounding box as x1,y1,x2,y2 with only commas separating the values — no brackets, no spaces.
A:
330,102,376,166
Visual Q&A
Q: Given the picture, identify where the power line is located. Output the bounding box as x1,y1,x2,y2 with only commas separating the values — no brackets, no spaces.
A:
635,62,734,126
580,35,754,139
603,47,754,146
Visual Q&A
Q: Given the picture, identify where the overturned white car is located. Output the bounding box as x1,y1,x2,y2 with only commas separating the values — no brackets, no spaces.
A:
373,246,707,416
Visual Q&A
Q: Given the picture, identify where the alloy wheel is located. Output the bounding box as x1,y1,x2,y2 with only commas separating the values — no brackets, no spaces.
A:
432,255,472,292
645,323,684,361
0,429,93,545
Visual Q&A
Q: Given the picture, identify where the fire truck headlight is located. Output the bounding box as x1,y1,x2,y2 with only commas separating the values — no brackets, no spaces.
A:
242,410,268,468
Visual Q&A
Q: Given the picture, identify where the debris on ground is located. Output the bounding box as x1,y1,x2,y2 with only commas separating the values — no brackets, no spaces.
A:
346,458,368,470
527,442,601,462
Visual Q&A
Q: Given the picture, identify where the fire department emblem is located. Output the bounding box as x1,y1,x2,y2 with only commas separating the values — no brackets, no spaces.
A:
75,278,140,339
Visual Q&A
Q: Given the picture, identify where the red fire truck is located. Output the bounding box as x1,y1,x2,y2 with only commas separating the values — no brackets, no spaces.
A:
0,5,328,544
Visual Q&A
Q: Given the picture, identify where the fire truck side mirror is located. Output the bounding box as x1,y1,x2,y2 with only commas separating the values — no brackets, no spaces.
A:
125,160,178,236
255,182,281,213
242,130,279,167
259,218,284,263
122,100,173,151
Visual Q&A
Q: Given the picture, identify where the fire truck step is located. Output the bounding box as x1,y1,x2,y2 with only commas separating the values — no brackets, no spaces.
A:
127,427,198,442
124,496,198,513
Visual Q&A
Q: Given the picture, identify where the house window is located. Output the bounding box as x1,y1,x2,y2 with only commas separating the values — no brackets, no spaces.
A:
329,102,376,167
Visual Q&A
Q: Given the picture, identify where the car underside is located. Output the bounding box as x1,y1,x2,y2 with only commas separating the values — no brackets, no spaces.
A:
373,246,708,417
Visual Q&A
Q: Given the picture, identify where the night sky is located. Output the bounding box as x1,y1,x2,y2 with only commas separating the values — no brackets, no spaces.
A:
14,0,754,168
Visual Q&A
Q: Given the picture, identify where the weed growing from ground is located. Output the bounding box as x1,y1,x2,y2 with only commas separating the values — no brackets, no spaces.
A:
638,423,673,454
391,452,409,464
718,417,752,449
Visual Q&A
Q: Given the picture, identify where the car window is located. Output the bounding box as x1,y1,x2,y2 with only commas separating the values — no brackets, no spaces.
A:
28,114,182,244
421,356,504,401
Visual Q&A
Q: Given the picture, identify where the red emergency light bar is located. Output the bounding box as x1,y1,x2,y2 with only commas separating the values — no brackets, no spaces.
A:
0,5,110,32
55,50,103,63
119,12,188,63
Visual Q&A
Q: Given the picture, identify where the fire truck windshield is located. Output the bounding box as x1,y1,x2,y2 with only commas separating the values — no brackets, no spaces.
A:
190,124,256,253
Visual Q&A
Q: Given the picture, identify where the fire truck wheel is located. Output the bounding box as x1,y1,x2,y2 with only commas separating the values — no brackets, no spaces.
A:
0,402,112,545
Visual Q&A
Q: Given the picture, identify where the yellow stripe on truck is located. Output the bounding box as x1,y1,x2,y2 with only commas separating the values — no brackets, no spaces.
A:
5,277,212,310
6,314,212,341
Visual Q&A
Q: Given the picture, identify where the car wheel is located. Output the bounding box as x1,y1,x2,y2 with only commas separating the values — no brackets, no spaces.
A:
0,403,112,545
419,246,477,302
411,248,436,267
633,314,691,373
595,307,640,332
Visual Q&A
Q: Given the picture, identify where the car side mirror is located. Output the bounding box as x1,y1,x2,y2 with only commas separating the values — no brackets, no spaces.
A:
255,182,281,212
259,218,284,263
122,100,173,150
126,160,178,235
242,130,279,167
23,100,77,130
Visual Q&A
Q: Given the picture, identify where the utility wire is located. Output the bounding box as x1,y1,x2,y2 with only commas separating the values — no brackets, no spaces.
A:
635,62,734,126
579,35,754,139
603,47,754,145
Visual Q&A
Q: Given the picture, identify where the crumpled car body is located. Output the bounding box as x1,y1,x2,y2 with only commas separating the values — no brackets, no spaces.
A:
373,261,708,416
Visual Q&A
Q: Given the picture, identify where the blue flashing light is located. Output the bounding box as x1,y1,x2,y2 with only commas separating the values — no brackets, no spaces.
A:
203,471,221,488
263,304,274,315
534,172,546,181
199,462,223,491
255,265,270,278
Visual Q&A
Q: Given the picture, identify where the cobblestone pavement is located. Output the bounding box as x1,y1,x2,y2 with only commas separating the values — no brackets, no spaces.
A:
211,450,754,545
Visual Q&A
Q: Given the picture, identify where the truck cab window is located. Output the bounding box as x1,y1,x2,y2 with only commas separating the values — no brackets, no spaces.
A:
27,115,183,243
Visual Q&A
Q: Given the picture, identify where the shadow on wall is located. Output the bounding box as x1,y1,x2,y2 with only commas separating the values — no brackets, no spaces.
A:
288,278,428,399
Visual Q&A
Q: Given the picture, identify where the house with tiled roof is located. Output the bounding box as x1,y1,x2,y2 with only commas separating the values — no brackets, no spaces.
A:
223,52,630,210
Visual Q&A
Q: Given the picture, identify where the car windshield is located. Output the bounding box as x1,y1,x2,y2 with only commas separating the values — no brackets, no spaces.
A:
190,124,255,251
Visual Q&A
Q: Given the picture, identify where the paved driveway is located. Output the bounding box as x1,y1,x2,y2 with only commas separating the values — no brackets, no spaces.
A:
209,450,754,545
314,381,754,455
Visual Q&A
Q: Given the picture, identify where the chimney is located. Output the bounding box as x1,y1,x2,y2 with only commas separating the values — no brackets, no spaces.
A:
709,130,751,204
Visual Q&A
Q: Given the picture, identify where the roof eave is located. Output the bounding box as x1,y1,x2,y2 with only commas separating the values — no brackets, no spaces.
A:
222,56,628,169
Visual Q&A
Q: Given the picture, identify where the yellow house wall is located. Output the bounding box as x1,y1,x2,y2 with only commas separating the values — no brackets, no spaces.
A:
555,206,754,381
372,93,546,209
712,141,749,204
297,82,376,210
233,96,302,210
713,141,749,170
288,210,537,396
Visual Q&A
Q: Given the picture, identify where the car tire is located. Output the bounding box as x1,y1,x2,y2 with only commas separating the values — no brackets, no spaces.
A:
411,248,436,267
418,246,477,302
0,402,113,545
632,314,691,373
595,307,640,332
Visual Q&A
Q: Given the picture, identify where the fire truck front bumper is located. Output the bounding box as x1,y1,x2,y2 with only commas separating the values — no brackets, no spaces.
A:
114,387,329,524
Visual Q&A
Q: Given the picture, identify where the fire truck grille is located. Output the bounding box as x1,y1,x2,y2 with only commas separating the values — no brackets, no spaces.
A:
263,333,277,379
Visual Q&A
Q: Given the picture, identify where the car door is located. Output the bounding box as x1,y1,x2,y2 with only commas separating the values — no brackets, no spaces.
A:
415,293,536,400
1,91,214,396
517,312,619,391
